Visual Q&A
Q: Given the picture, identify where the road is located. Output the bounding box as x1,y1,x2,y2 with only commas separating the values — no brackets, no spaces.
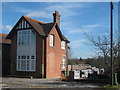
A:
0,77,115,89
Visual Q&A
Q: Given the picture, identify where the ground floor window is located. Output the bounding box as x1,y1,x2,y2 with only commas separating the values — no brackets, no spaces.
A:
62,56,66,68
17,55,36,71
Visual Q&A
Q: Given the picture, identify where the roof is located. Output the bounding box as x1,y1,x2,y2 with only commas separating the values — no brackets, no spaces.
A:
41,22,55,35
68,64,92,71
0,33,11,44
24,16,46,36
7,16,70,43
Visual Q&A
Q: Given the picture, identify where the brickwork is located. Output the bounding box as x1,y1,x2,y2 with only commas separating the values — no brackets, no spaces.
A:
46,27,67,78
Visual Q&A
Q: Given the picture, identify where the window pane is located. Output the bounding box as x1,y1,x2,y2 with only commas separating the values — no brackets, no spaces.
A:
61,41,65,49
17,60,21,70
31,34,35,46
24,20,26,28
27,56,30,59
22,56,26,59
62,56,66,68
28,35,30,45
21,60,26,70
27,23,29,28
18,30,32,46
27,60,30,70
31,56,35,59
22,20,24,28
19,22,21,28
28,30,30,34
18,56,20,59
50,35,54,47
31,60,35,70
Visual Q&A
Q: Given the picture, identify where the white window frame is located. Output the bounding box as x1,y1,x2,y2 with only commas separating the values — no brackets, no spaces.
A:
62,56,66,68
17,30,36,46
49,35,54,47
16,55,36,71
61,41,66,49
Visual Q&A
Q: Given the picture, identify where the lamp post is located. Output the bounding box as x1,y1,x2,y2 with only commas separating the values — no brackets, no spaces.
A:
110,1,114,86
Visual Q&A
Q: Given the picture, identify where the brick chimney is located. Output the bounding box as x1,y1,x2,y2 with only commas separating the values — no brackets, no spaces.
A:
53,11,61,27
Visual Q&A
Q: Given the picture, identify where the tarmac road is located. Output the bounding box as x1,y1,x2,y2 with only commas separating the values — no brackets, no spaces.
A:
0,77,115,89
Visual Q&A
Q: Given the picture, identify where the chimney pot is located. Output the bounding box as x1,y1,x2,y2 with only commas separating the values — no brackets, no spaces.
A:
55,10,59,14
53,11,61,28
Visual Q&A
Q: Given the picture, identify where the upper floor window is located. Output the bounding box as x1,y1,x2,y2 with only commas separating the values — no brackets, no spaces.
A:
49,35,54,47
17,30,35,46
61,41,66,49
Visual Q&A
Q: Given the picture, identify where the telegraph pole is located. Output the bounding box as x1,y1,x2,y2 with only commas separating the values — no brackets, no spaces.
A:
110,1,114,86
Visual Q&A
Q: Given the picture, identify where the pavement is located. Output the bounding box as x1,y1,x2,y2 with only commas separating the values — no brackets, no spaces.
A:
1,77,107,88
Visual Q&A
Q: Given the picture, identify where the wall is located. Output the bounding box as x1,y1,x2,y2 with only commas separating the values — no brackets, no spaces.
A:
36,33,44,78
46,27,67,78
11,33,17,75
2,43,11,76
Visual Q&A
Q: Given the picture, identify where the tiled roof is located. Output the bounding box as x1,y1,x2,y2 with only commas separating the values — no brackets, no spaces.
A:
0,33,11,44
41,22,55,35
24,16,46,36
7,16,69,43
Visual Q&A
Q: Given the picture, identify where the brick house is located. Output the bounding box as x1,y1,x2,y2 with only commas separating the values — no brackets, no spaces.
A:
6,11,70,78
0,33,11,76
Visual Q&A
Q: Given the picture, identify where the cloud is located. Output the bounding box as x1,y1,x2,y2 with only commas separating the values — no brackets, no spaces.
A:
2,25,12,31
82,24,101,28
68,28,92,34
70,39,88,48
15,3,85,19
26,11,51,18
45,3,84,17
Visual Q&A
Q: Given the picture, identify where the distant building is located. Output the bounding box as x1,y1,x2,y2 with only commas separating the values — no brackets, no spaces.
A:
6,11,70,78
68,64,104,79
0,33,11,76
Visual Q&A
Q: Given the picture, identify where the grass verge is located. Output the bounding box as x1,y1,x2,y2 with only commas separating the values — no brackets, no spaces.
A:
104,84,120,89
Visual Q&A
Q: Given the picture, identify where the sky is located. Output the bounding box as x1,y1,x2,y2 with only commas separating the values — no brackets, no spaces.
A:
2,2,119,59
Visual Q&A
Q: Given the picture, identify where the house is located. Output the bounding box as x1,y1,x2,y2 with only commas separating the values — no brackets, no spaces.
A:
0,33,11,76
6,11,70,78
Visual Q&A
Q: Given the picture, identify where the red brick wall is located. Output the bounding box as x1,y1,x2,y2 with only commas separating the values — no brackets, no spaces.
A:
46,27,67,78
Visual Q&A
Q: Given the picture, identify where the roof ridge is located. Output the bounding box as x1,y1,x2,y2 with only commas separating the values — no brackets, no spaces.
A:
40,22,54,25
23,16,46,24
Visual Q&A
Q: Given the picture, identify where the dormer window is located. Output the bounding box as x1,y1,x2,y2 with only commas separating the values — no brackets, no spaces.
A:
61,41,65,49
49,35,54,47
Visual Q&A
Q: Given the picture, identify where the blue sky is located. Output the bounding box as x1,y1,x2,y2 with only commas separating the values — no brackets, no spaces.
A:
2,2,118,59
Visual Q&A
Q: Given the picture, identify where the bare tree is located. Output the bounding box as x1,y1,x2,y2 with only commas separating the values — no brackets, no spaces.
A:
84,32,119,71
